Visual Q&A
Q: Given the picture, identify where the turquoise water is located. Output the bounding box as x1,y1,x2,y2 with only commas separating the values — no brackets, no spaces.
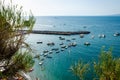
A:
26,16,120,80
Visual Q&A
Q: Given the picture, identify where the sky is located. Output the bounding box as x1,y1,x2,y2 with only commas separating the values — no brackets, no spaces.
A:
12,0,120,16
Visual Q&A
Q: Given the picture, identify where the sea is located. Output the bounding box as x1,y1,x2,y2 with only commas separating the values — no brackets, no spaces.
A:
26,16,120,80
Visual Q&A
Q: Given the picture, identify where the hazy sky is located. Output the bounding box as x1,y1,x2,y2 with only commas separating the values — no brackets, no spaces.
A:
13,0,120,16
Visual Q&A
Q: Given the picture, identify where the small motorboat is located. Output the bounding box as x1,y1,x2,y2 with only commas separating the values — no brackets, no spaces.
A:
66,39,71,42
49,51,53,54
47,42,55,46
59,42,64,45
43,50,49,53
114,32,120,37
84,42,91,46
39,61,43,66
56,51,60,53
72,42,77,46
52,48,59,51
80,34,84,38
61,49,64,51
61,45,66,48
36,41,42,44
46,56,52,59
102,34,106,38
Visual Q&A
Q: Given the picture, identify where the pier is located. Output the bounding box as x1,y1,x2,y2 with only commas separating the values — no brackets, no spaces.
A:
30,30,90,35
21,30,90,35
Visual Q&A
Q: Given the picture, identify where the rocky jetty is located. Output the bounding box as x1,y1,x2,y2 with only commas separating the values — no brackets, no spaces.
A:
30,30,90,35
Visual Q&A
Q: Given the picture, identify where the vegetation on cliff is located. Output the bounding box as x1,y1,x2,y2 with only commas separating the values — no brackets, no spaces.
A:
0,0,35,79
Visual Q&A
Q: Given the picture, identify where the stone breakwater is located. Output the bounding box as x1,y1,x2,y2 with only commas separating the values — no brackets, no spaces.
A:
31,30,90,35
21,30,90,35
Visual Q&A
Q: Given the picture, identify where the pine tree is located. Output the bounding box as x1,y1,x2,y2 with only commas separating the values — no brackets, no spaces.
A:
0,0,35,79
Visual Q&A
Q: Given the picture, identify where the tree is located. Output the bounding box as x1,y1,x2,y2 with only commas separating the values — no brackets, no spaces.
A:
0,0,35,79
70,48,120,80
94,48,120,80
70,61,89,80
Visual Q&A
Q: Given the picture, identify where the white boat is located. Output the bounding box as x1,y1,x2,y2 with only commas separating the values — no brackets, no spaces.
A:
61,45,66,48
84,42,91,46
43,50,49,53
43,53,48,57
59,42,64,45
72,42,77,46
49,51,53,54
98,34,106,38
80,34,84,38
114,32,120,37
39,61,43,65
61,49,64,51
102,34,106,38
59,37,65,40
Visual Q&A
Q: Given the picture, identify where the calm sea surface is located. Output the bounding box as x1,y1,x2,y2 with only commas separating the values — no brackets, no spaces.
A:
26,16,120,80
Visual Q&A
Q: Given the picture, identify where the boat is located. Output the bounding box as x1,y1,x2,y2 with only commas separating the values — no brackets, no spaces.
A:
47,42,55,46
114,32,120,37
61,45,66,48
80,34,84,38
59,42,64,45
40,58,44,61
43,53,48,57
72,42,77,46
98,34,105,38
49,51,53,54
51,48,59,51
46,56,52,59
59,37,65,40
36,41,42,44
56,51,60,53
39,61,43,65
102,34,106,38
66,39,71,42
43,50,49,53
61,49,64,51
84,42,91,46
65,46,68,49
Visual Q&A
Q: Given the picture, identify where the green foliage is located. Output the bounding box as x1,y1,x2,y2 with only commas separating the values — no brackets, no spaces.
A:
71,48,120,80
0,0,35,78
70,61,89,80
94,48,120,80
2,51,35,77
